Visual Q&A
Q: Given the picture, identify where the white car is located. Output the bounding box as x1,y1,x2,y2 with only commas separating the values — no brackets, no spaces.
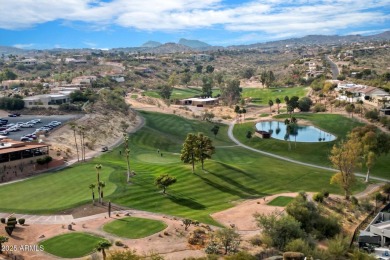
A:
21,123,34,128
0,130,8,135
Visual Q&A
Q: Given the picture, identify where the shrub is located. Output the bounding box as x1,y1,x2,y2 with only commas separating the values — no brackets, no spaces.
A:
285,239,312,256
351,196,359,206
322,190,329,198
313,192,324,203
313,103,326,112
249,234,262,246
225,251,256,260
0,218,5,224
114,240,124,247
18,219,25,225
315,216,340,238
283,251,304,260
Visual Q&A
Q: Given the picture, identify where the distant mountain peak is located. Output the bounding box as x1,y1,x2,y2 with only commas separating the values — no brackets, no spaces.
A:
141,41,162,48
178,38,210,49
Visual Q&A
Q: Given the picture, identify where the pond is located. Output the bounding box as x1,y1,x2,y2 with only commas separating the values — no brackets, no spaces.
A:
255,121,336,143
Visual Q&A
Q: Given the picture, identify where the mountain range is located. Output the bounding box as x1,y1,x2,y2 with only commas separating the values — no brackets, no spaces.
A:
1,31,389,55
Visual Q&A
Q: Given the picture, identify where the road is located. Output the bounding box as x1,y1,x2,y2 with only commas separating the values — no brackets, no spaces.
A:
325,55,339,80
227,121,390,182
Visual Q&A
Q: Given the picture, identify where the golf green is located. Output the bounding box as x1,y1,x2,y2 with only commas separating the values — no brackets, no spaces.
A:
103,217,167,238
40,232,108,258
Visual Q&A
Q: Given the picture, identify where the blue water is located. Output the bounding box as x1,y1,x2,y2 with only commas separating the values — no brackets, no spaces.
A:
255,121,336,143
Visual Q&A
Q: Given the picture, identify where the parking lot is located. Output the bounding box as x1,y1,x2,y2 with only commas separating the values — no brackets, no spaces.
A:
1,114,81,140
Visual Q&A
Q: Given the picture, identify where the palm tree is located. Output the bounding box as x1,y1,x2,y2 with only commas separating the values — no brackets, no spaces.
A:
89,184,96,204
78,126,86,161
95,164,102,203
275,98,281,114
123,133,131,182
96,241,112,260
99,181,106,204
69,122,79,162
268,100,274,113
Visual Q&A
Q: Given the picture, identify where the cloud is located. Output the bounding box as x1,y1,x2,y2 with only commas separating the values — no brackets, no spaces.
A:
0,0,388,40
13,43,34,49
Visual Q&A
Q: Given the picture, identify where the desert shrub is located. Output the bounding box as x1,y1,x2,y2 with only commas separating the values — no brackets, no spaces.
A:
322,190,329,198
188,229,206,245
249,234,262,246
0,218,5,224
365,109,379,121
18,219,25,225
313,192,324,203
313,103,326,112
351,196,359,206
282,251,304,260
314,216,340,239
114,240,124,247
205,241,219,255
285,239,312,256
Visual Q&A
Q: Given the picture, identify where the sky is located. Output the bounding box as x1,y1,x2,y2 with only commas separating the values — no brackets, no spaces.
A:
0,0,389,50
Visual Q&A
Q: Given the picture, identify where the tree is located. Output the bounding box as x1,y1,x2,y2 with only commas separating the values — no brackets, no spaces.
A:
168,72,178,87
89,184,96,204
215,228,241,255
211,125,220,138
78,126,86,161
123,133,131,183
206,65,214,73
220,79,241,106
69,122,80,162
0,236,8,254
260,71,267,87
268,100,274,112
202,75,213,97
266,71,275,88
180,133,199,173
215,72,224,87
182,219,193,230
254,213,305,250
196,64,203,74
155,174,176,194
246,131,252,139
329,139,361,199
327,234,349,259
196,133,215,170
181,72,191,87
99,181,106,204
159,84,173,101
96,241,112,260
242,67,255,79
275,98,281,114
297,97,313,112
95,164,102,203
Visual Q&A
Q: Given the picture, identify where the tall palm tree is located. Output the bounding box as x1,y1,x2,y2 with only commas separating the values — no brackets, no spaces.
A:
123,133,131,182
275,98,281,114
96,241,112,260
95,164,102,203
89,184,95,204
69,122,79,162
99,181,106,204
78,126,86,161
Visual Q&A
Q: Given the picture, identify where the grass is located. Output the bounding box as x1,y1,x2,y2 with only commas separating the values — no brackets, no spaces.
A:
267,196,294,207
0,112,367,225
233,113,390,179
144,87,221,100
242,87,308,105
40,232,108,258
103,217,167,238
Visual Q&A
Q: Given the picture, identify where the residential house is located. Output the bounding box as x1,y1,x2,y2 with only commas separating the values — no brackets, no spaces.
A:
23,94,70,108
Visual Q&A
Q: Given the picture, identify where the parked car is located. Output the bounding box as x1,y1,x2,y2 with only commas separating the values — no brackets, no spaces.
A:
0,131,8,135
20,136,32,141
21,123,34,128
8,113,21,117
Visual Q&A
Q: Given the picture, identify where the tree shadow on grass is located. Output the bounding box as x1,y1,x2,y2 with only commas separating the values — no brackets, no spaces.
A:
166,194,206,210
196,174,250,198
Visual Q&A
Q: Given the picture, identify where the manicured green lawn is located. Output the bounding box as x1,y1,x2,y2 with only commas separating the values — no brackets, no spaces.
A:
233,113,390,179
0,164,117,214
242,87,308,105
40,232,108,258
267,196,294,207
0,112,367,226
103,217,167,238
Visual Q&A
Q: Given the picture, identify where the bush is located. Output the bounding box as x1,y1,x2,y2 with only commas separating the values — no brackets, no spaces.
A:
7,220,17,227
365,109,379,121
285,239,312,256
351,196,359,206
313,192,324,203
360,199,373,212
322,190,329,198
0,97,25,110
314,216,340,239
0,218,5,224
283,251,304,260
249,234,262,246
18,218,25,225
225,251,256,260
313,103,326,112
